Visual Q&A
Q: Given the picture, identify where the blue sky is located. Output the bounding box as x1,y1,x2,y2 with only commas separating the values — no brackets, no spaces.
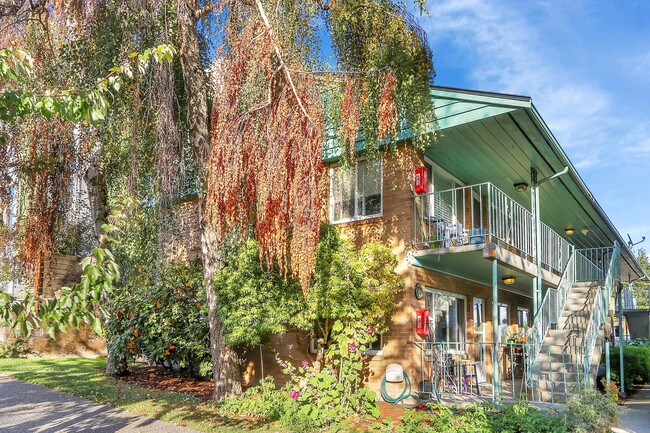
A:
415,0,650,251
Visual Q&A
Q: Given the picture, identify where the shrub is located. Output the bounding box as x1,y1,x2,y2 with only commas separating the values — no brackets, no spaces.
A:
565,386,620,433
486,402,566,433
0,337,25,358
215,225,402,431
213,239,305,348
399,403,489,433
105,261,211,377
279,355,380,430
609,344,650,392
371,402,566,433
220,377,292,421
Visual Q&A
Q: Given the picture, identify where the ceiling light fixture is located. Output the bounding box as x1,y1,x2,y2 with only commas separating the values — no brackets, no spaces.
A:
514,182,528,192
564,228,575,236
502,276,516,285
581,227,589,235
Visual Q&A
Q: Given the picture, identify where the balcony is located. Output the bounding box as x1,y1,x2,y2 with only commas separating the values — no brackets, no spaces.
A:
413,182,573,279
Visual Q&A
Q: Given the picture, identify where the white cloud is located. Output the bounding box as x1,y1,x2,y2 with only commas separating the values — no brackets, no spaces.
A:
415,0,650,244
419,0,618,168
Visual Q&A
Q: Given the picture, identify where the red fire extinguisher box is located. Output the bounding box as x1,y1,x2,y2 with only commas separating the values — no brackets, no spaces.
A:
416,308,430,336
414,166,428,194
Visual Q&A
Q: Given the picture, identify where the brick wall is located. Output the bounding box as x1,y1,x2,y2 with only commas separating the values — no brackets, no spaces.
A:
166,145,535,396
15,254,107,355
321,144,533,394
42,254,82,298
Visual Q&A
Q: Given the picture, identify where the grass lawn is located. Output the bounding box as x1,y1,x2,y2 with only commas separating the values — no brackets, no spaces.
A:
0,357,278,433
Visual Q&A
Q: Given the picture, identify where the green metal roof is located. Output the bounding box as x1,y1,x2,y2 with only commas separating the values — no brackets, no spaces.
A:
424,86,644,280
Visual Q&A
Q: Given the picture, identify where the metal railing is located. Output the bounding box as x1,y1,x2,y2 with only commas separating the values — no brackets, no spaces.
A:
622,286,636,310
526,245,619,387
583,242,620,384
526,251,577,384
410,340,591,403
413,182,572,274
575,247,612,282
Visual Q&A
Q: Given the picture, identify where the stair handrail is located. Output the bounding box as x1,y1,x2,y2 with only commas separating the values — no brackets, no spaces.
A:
582,242,620,384
526,250,577,383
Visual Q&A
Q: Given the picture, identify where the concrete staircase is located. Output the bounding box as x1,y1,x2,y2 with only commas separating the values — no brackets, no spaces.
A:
536,282,609,402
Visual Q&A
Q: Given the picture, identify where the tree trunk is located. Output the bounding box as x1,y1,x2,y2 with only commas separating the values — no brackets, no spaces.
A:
105,350,129,376
176,0,242,400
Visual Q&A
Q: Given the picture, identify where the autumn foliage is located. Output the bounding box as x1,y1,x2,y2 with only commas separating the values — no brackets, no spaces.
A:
206,17,325,294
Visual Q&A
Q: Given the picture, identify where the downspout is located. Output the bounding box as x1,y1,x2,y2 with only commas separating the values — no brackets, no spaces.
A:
531,166,568,315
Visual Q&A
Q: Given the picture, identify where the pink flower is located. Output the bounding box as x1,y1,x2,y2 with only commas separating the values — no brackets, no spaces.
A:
366,326,374,334
290,390,300,400
348,342,357,352
301,359,309,368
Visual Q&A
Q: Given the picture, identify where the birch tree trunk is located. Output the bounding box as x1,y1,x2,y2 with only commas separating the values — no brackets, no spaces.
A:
176,0,242,400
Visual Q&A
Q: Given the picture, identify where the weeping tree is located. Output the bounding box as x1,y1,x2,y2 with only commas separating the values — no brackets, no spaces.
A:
0,1,188,374
1,0,436,401
187,0,436,399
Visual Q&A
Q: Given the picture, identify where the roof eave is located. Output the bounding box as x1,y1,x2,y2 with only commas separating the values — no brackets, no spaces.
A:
525,102,645,279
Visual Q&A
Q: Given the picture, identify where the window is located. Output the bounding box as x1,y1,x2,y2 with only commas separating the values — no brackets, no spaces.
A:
428,161,464,225
425,289,466,346
517,308,530,328
330,159,382,223
498,304,509,326
498,303,509,343
362,333,383,356
310,333,383,356
472,298,484,333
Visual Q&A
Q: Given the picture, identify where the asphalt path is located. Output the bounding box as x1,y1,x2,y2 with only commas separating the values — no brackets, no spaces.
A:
617,383,650,433
0,375,200,433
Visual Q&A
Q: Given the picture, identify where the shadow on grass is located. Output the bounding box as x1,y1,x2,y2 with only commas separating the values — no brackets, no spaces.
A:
0,357,271,432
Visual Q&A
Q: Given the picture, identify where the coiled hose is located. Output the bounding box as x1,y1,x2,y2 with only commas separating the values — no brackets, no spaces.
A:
380,372,419,404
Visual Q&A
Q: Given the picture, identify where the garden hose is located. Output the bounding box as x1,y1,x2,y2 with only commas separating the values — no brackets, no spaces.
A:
380,371,419,404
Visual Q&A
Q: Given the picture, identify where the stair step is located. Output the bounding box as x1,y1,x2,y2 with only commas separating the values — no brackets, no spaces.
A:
530,279,610,402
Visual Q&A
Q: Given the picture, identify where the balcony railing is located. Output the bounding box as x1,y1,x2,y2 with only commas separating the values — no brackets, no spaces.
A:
413,182,572,275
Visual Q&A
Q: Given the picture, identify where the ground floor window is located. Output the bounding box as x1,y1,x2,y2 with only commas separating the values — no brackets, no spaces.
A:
425,289,466,345
362,333,383,356
517,307,530,328
472,298,484,334
498,304,509,325
498,303,509,342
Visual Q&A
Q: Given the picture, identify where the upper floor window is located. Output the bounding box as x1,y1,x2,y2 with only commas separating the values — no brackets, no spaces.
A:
330,159,382,223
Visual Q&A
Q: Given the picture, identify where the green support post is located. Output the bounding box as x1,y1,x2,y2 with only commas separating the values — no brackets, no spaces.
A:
618,287,625,395
605,340,610,384
492,258,499,402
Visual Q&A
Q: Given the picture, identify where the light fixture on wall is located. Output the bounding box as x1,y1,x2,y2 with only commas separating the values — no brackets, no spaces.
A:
502,276,516,285
564,228,575,235
581,226,589,235
514,182,528,192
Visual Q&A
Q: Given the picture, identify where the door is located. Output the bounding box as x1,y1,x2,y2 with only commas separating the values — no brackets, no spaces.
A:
425,289,466,351
473,298,487,382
